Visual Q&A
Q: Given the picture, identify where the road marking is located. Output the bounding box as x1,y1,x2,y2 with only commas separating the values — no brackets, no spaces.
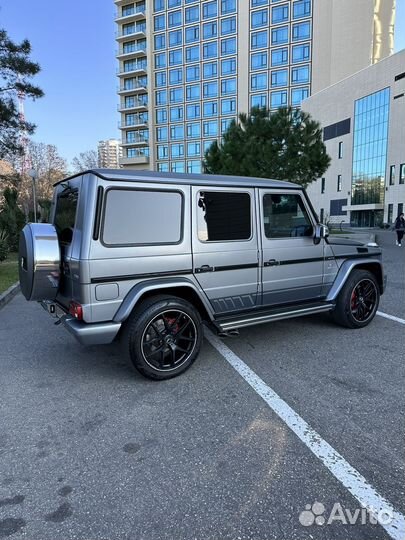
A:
205,329,405,540
377,311,405,325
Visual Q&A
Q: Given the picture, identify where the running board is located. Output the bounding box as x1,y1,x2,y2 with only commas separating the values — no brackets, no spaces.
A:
215,302,335,332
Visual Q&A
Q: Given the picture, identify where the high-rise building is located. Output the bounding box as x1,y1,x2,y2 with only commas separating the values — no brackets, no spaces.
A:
98,139,123,168
115,0,395,172
302,49,405,228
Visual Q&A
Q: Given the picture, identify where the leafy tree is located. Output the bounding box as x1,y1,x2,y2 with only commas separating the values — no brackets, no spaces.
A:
72,150,98,173
0,29,44,159
204,106,331,188
0,187,25,251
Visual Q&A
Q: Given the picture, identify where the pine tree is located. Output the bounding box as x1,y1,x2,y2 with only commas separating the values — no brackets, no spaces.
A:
204,106,331,188
0,29,44,158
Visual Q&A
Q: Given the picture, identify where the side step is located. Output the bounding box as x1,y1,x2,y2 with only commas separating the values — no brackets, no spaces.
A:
215,302,335,332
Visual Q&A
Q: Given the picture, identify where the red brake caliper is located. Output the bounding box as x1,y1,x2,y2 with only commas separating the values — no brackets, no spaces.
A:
164,317,179,335
351,290,357,312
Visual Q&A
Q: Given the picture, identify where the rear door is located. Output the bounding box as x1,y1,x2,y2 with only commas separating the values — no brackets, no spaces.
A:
259,190,325,306
191,186,259,314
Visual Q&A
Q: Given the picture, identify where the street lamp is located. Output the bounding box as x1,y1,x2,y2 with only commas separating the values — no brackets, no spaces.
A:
28,168,37,223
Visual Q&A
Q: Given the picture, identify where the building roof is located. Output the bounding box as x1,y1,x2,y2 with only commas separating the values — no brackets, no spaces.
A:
55,168,300,190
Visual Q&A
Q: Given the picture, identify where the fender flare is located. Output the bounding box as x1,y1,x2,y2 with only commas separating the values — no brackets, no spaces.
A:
113,277,215,323
326,258,384,301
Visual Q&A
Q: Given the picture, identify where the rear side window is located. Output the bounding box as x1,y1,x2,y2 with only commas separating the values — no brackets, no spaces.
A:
54,189,78,244
102,189,183,246
197,191,251,242
263,193,313,238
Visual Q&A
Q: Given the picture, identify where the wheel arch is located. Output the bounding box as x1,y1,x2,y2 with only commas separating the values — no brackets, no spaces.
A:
326,259,384,302
113,277,214,324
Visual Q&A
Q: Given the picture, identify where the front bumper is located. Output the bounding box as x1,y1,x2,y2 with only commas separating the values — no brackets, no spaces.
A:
62,316,122,346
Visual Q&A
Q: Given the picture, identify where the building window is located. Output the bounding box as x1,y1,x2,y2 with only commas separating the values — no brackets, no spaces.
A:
171,143,185,158
187,142,201,156
203,41,218,59
154,0,165,12
338,141,343,159
271,26,289,45
171,162,185,173
170,124,184,140
320,208,324,223
169,49,182,65
155,71,167,87
168,10,182,27
291,65,310,84
186,122,201,138
185,25,199,43
251,94,267,109
272,5,288,23
203,61,218,79
337,175,342,192
169,68,183,84
186,84,201,100
252,9,268,28
221,118,233,133
221,17,236,35
293,0,311,19
203,120,218,137
186,45,200,62
251,73,268,91
292,21,311,40
221,98,236,114
203,22,218,39
251,30,268,49
271,47,288,66
169,29,182,46
387,204,393,224
321,177,325,194
186,64,200,81
221,78,236,95
157,163,169,172
291,87,309,105
156,126,168,141
154,33,166,50
389,165,396,185
185,5,199,23
221,57,236,75
270,90,287,108
170,106,183,122
251,52,268,70
156,90,167,105
251,0,267,5
186,104,201,119
221,0,236,14
187,160,201,174
169,87,183,102
157,145,168,159
221,37,236,55
203,81,218,98
156,108,167,123
203,101,218,117
168,0,181,7
292,44,310,63
155,52,166,68
271,69,288,88
203,1,218,19
400,163,405,184
398,203,404,217
154,14,165,30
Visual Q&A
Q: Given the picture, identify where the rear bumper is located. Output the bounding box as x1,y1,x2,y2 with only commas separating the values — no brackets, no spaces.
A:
62,316,121,346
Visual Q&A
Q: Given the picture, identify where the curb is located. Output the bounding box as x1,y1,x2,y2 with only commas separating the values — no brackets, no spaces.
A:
0,282,20,310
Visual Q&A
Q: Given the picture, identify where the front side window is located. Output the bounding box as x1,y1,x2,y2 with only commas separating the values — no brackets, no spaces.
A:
102,190,183,246
197,191,251,241
263,193,313,238
389,165,396,185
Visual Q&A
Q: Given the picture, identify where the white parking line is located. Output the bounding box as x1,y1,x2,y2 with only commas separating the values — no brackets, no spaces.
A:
377,311,405,325
205,329,405,540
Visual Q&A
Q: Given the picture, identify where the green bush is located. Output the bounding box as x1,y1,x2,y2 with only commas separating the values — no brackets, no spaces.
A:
0,229,9,262
0,188,26,251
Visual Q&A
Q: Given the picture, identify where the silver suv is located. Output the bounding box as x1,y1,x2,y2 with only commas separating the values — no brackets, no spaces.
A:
19,169,385,380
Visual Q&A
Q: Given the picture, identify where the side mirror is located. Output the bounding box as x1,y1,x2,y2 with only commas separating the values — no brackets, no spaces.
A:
313,224,329,245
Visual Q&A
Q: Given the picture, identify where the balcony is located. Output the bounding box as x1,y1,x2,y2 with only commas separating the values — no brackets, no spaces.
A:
117,64,147,77
116,46,147,59
119,155,150,168
117,81,147,94
115,9,146,24
119,116,148,129
121,136,149,146
116,27,146,41
118,99,148,112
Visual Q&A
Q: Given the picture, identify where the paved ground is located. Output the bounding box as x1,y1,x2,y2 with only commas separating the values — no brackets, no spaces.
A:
0,232,404,540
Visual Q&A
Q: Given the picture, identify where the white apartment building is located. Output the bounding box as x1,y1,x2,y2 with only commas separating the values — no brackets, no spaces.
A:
98,139,123,169
115,0,395,172
302,49,405,228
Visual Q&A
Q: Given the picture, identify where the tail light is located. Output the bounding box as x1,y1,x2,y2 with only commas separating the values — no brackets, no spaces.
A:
69,301,83,321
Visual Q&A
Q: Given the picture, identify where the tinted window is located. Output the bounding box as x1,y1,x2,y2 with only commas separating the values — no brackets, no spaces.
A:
263,194,313,238
54,189,78,244
197,191,251,241
102,189,183,246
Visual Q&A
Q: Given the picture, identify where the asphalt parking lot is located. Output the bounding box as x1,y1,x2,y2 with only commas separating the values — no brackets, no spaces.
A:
0,230,404,540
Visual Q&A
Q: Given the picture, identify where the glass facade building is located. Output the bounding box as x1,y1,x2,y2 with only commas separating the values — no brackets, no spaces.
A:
351,88,390,227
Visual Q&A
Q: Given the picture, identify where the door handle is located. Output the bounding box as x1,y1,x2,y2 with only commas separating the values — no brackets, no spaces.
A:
264,259,280,267
195,265,214,273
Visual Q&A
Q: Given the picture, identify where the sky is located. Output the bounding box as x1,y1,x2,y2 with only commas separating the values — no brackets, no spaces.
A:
1,0,405,168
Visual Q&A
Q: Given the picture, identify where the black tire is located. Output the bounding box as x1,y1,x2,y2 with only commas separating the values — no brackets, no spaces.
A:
333,269,380,329
122,295,203,380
